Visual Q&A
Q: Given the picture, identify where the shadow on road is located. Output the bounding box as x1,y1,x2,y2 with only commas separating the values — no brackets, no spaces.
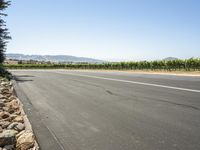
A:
13,75,35,83
15,75,35,78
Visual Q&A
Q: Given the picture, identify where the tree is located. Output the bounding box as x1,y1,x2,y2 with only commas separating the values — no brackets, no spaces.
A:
0,0,11,63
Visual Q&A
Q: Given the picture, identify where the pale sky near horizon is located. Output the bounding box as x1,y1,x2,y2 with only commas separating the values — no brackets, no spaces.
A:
5,0,200,61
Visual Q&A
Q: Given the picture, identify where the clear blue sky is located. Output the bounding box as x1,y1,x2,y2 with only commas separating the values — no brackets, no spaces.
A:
6,0,200,60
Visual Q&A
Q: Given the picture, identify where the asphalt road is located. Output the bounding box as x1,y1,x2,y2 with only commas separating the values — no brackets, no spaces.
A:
11,70,200,150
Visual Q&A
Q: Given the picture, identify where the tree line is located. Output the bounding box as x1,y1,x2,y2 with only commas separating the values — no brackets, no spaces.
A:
4,58,200,71
0,0,11,78
0,0,10,63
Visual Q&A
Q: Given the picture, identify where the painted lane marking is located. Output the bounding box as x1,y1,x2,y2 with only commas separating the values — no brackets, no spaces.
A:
57,72,200,93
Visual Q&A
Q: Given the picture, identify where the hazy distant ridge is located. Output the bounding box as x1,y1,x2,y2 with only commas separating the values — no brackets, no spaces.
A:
6,53,103,63
163,57,178,61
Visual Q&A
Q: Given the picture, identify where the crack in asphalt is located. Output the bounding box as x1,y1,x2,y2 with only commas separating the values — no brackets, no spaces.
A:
147,97,200,111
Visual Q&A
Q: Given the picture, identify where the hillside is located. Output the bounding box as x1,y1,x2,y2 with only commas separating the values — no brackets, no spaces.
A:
6,53,103,63
163,57,178,61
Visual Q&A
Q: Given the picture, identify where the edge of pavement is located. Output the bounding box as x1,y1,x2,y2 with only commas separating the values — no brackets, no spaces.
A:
65,70,200,77
9,69,200,77
12,77,65,150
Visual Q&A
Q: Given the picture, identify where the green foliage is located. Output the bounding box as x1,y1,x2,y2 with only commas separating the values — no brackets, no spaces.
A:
0,64,11,79
4,58,200,71
0,0,11,63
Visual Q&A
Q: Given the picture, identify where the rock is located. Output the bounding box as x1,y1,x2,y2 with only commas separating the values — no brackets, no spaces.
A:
4,100,19,114
9,115,17,120
7,96,16,102
7,122,25,132
0,103,5,108
0,130,18,147
1,88,10,94
2,99,10,103
16,131,34,150
2,107,8,112
8,109,15,114
0,78,7,82
13,116,24,123
0,94,4,99
0,127,2,133
16,130,25,139
2,107,14,114
6,100,19,111
0,99,7,103
9,82,12,86
1,117,12,122
0,82,8,86
3,144,14,150
0,112,10,119
13,111,21,116
0,88,12,98
3,94,12,99
0,121,11,129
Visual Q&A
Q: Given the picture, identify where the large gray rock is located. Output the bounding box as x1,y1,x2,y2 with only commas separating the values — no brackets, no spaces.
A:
3,144,14,150
7,122,25,132
0,130,18,147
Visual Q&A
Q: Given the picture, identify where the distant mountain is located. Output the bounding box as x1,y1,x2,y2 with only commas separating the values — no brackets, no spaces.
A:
6,53,103,63
163,57,178,61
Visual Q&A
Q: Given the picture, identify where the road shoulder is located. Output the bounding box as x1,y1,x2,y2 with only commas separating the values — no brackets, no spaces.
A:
12,79,64,150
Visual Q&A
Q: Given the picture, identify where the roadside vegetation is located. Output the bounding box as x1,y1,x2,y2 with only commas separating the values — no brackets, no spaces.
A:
0,0,11,78
4,58,200,71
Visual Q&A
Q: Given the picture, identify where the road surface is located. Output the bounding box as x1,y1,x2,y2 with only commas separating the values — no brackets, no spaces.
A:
11,70,200,150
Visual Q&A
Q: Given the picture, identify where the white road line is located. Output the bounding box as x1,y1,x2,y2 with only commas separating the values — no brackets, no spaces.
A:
57,72,200,93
